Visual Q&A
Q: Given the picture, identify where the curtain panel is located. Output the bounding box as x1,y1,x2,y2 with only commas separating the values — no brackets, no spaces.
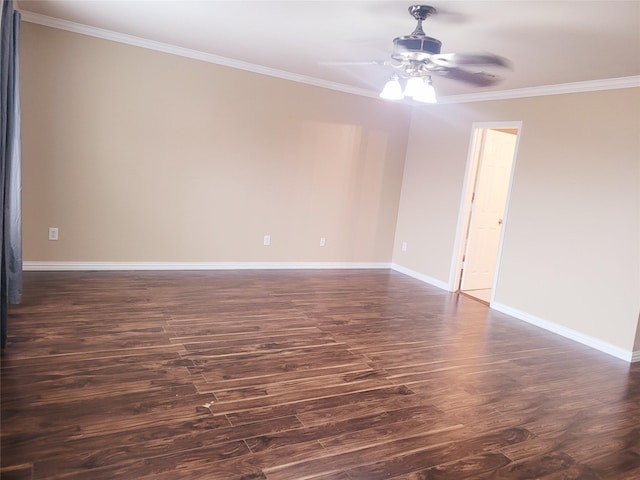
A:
1,0,23,349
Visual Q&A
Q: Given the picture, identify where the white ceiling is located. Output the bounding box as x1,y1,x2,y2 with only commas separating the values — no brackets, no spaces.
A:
16,1,640,100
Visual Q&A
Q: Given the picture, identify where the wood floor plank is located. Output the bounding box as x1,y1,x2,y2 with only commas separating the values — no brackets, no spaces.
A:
2,270,638,479
264,427,535,480
294,387,429,427
356,434,526,480
224,385,415,426
190,344,365,382
489,451,602,479
584,448,640,480
194,363,371,393
38,439,256,480
0,464,34,480
392,451,513,479
245,404,449,454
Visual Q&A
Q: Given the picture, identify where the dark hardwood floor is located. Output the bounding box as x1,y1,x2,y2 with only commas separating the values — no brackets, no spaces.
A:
1,270,638,479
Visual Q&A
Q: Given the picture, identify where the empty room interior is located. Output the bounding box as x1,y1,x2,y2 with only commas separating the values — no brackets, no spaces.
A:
1,1,639,479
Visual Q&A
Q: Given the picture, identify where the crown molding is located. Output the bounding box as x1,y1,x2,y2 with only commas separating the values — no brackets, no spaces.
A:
438,76,640,104
20,11,640,105
19,11,377,99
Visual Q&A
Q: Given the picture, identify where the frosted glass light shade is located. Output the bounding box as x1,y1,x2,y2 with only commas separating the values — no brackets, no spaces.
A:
379,77,403,100
413,78,437,103
403,76,426,98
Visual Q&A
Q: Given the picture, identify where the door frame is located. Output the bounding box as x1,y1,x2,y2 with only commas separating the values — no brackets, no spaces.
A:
447,121,523,303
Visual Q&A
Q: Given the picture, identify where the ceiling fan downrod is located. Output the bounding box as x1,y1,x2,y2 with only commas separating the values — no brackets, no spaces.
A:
408,5,436,36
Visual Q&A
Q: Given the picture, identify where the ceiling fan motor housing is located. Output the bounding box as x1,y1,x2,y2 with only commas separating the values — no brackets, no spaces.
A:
392,35,442,62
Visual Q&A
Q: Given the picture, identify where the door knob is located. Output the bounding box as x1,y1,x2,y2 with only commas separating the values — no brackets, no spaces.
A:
498,219,503,225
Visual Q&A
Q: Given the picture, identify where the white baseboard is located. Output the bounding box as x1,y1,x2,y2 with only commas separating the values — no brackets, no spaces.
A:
491,302,637,363
390,263,452,291
23,261,392,271
389,264,637,363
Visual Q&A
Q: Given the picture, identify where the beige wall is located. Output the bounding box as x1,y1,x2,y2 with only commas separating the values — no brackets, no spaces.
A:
394,89,640,353
21,23,410,263
20,21,640,355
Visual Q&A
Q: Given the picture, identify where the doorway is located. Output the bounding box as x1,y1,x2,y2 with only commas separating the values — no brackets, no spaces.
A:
450,123,521,304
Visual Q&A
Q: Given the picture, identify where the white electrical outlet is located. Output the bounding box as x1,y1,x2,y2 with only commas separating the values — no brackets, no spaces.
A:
401,241,407,252
319,237,326,247
263,234,271,246
48,227,59,241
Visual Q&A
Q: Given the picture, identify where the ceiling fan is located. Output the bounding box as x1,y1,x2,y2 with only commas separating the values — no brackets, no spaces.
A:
377,5,511,103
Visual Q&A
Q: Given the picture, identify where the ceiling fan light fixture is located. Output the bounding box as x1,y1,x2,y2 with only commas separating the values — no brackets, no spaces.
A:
377,5,509,101
379,75,404,100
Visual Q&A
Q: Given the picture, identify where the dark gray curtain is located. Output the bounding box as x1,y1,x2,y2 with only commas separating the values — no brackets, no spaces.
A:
1,0,23,349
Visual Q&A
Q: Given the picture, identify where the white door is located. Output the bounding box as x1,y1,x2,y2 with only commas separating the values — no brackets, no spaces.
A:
461,129,517,291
